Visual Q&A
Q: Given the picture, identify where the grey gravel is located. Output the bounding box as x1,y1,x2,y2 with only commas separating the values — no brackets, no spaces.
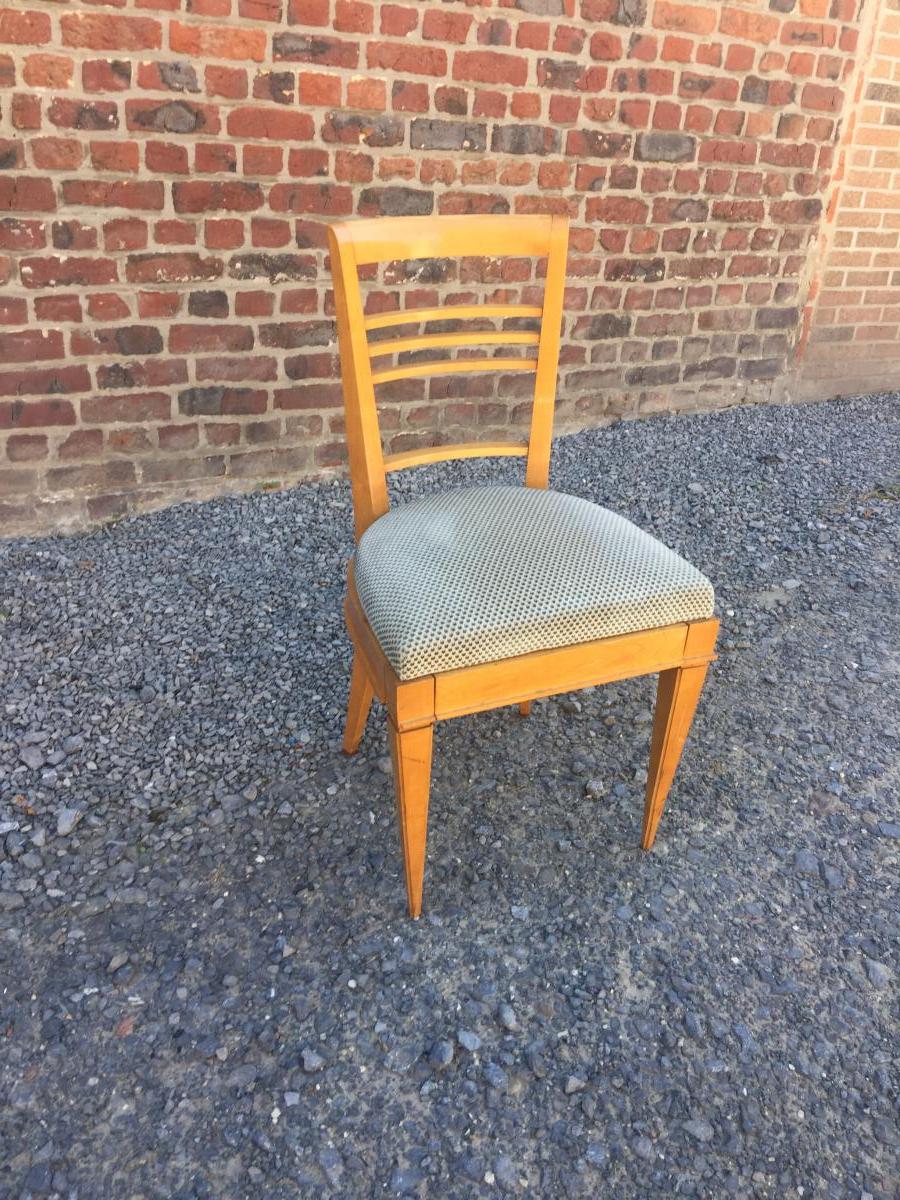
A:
0,395,898,1199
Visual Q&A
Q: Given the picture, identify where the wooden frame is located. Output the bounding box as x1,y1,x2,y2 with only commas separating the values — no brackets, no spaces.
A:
328,214,719,918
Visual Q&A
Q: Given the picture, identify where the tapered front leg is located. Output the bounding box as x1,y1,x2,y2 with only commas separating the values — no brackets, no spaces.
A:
641,662,710,850
388,719,434,918
343,652,374,755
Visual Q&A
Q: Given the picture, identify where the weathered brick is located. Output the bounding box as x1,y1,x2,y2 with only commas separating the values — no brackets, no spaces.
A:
634,131,696,161
126,253,222,283
177,386,267,416
492,125,561,155
410,120,487,153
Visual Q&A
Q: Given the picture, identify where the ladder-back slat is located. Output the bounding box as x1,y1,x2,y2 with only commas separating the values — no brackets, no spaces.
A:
371,357,539,386
364,304,543,331
369,331,540,359
328,214,569,541
384,440,527,472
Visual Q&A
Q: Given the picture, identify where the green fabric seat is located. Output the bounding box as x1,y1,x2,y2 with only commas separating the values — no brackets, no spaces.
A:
354,485,715,681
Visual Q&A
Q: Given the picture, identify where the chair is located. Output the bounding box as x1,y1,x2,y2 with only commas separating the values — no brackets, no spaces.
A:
328,214,718,918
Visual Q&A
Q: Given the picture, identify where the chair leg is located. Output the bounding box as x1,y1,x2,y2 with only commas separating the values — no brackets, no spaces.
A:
388,719,434,919
518,701,532,717
642,662,710,850
342,652,374,755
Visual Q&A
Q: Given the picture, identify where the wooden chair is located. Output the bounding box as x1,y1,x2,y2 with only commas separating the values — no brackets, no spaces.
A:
328,214,718,918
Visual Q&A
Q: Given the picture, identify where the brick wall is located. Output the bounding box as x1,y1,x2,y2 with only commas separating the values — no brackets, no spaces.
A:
0,0,879,535
797,0,900,398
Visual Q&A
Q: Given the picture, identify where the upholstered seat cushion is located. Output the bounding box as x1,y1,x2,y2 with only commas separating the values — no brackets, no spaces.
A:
354,485,714,681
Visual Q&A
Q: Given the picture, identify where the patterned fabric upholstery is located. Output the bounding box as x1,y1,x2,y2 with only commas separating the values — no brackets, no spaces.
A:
354,485,715,681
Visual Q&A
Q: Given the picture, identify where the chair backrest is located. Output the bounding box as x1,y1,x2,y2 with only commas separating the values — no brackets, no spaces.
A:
328,214,569,540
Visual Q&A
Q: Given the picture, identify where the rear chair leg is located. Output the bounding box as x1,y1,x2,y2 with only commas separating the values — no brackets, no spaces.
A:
343,652,374,755
642,662,710,850
388,719,434,919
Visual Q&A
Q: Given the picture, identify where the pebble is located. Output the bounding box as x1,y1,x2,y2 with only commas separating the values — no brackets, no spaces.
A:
457,1030,481,1052
56,808,81,837
483,1063,508,1091
19,744,44,770
684,1118,714,1142
427,1040,454,1070
497,1003,518,1032
793,849,819,875
493,1155,517,1190
865,961,889,988
300,1048,325,1073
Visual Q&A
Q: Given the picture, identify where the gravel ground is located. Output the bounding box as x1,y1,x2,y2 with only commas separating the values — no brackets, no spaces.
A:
1,395,898,1200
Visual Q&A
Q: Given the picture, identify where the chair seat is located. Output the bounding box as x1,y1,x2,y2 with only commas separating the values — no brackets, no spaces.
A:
354,485,715,681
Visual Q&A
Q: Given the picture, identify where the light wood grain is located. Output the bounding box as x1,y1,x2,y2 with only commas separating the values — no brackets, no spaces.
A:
384,440,527,473
369,331,539,358
371,356,538,386
342,652,374,755
364,304,543,331
641,662,711,850
389,718,434,919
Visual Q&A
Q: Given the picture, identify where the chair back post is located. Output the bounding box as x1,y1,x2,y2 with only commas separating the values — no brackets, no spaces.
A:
328,223,388,540
526,214,569,490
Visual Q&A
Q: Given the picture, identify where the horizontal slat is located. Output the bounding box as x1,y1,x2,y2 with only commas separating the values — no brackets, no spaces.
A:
369,330,540,359
364,304,543,331
333,215,555,266
372,356,537,384
383,440,528,472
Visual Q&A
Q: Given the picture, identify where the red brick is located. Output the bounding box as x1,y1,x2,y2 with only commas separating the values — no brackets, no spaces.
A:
269,182,353,215
0,8,51,46
335,1,374,34
82,392,171,423
719,7,780,44
423,10,473,42
205,66,248,99
137,291,181,319
287,0,329,24
23,53,73,88
170,21,266,62
227,107,314,140
453,50,527,87
12,95,41,130
82,59,132,93
380,5,418,36
0,396,77,424
517,21,550,51
145,141,189,174
659,2,718,34
91,141,139,173
20,255,117,288
0,297,27,323
31,137,83,171
7,433,48,461
0,328,65,363
60,13,161,52
801,82,843,111
62,180,164,210
87,294,129,321
368,41,446,77
173,181,263,213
